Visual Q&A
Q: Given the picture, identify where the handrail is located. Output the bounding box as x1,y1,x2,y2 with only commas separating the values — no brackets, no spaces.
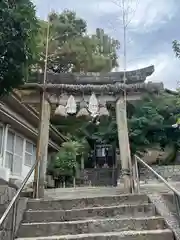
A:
0,161,38,238
134,155,180,197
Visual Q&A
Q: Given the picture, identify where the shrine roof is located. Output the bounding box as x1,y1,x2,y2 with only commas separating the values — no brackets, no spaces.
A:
29,65,154,85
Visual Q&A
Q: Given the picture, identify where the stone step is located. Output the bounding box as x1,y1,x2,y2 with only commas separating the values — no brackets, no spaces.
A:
44,187,123,200
23,203,157,223
27,194,149,211
18,217,166,238
162,193,174,204
15,229,174,240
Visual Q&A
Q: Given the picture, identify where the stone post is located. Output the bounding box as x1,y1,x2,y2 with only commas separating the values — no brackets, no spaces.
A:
81,155,85,169
33,92,51,198
116,98,132,193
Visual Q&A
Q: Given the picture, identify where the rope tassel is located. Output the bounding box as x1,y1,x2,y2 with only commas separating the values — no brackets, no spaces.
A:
54,105,67,117
99,98,109,117
66,95,77,115
54,94,68,117
88,93,99,116
76,99,89,118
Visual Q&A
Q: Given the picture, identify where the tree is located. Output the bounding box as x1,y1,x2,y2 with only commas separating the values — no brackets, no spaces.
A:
128,95,165,154
35,10,120,73
47,140,88,181
127,92,180,157
54,92,180,164
0,0,39,96
49,141,77,178
172,40,180,59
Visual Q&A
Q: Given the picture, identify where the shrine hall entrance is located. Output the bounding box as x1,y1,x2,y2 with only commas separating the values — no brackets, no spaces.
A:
81,144,118,187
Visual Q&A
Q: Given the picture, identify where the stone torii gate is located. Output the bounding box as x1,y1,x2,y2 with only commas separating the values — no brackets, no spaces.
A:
19,65,163,198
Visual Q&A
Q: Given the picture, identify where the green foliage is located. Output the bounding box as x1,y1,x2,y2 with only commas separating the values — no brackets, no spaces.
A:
129,95,164,154
0,0,39,95
55,92,180,161
172,40,180,58
48,140,88,178
129,93,180,154
35,10,120,73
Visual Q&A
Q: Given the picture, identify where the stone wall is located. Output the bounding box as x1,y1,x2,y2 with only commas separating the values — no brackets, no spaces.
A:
140,165,180,182
0,186,16,205
80,168,118,187
0,185,28,240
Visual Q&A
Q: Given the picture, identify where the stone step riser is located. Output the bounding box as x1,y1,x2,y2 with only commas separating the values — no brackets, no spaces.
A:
18,218,166,238
15,230,174,240
27,194,149,211
44,191,124,199
23,204,156,223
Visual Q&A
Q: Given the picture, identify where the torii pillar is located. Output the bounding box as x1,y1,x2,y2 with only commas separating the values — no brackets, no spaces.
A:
33,91,51,199
116,98,132,193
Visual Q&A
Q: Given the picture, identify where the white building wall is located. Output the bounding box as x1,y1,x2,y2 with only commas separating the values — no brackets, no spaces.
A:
0,123,36,183
9,165,34,183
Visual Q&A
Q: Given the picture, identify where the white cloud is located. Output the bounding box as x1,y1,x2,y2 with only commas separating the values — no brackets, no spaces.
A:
90,0,177,32
149,54,180,89
32,0,177,33
91,1,119,14
125,52,180,89
32,0,180,89
130,0,176,30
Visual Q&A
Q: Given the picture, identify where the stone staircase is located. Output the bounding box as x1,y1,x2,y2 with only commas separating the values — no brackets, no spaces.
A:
16,193,174,240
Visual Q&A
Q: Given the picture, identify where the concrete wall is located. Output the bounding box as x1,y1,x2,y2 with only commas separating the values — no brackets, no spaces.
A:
0,185,28,240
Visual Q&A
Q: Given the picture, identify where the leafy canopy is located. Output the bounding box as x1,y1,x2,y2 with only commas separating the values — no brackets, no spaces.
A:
48,140,87,178
35,10,120,73
54,92,180,158
172,40,180,59
0,0,39,95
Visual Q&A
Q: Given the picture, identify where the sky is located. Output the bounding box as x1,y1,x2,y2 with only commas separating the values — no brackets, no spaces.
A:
32,0,180,89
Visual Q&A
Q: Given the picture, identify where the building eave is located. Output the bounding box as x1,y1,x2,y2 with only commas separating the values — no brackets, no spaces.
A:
4,92,68,143
0,103,60,151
